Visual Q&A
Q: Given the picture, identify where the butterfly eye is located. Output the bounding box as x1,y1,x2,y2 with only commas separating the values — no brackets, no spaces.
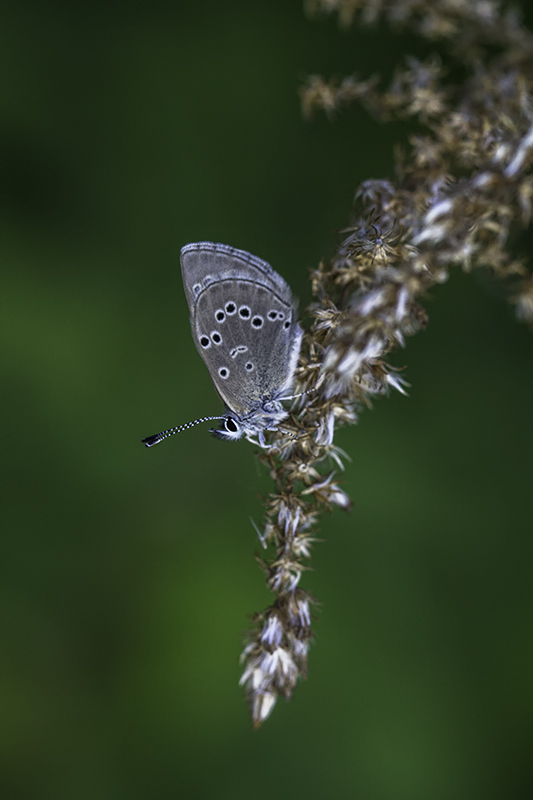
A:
224,418,238,433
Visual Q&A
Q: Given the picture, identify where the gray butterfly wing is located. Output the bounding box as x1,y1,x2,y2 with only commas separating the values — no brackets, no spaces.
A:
180,242,302,418
180,242,290,309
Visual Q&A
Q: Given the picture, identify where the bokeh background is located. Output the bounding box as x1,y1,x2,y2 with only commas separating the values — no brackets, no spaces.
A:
2,2,533,798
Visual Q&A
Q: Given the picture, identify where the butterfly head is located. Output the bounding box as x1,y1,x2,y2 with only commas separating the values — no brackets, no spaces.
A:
209,414,244,441
210,400,290,442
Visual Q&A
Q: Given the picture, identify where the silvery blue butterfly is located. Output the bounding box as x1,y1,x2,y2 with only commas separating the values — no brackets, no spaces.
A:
142,242,303,448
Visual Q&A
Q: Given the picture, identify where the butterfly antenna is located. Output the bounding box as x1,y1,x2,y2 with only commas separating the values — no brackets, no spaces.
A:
142,416,226,447
279,388,317,402
276,427,299,440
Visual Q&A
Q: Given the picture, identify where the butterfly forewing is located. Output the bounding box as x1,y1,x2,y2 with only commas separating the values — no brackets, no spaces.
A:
181,242,290,307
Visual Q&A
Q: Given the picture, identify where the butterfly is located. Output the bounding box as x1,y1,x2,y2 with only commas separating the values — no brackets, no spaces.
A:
142,242,303,448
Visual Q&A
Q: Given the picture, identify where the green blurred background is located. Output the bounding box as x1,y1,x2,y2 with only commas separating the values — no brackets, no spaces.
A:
1,2,532,798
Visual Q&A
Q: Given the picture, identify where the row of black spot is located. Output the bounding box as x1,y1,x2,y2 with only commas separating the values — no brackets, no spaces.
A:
214,303,288,326
200,320,290,350
199,302,291,351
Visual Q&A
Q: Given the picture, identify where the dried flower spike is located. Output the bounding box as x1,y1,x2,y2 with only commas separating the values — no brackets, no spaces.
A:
241,0,533,725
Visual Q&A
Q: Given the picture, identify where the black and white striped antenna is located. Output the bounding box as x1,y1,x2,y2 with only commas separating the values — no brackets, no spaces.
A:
142,416,226,448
